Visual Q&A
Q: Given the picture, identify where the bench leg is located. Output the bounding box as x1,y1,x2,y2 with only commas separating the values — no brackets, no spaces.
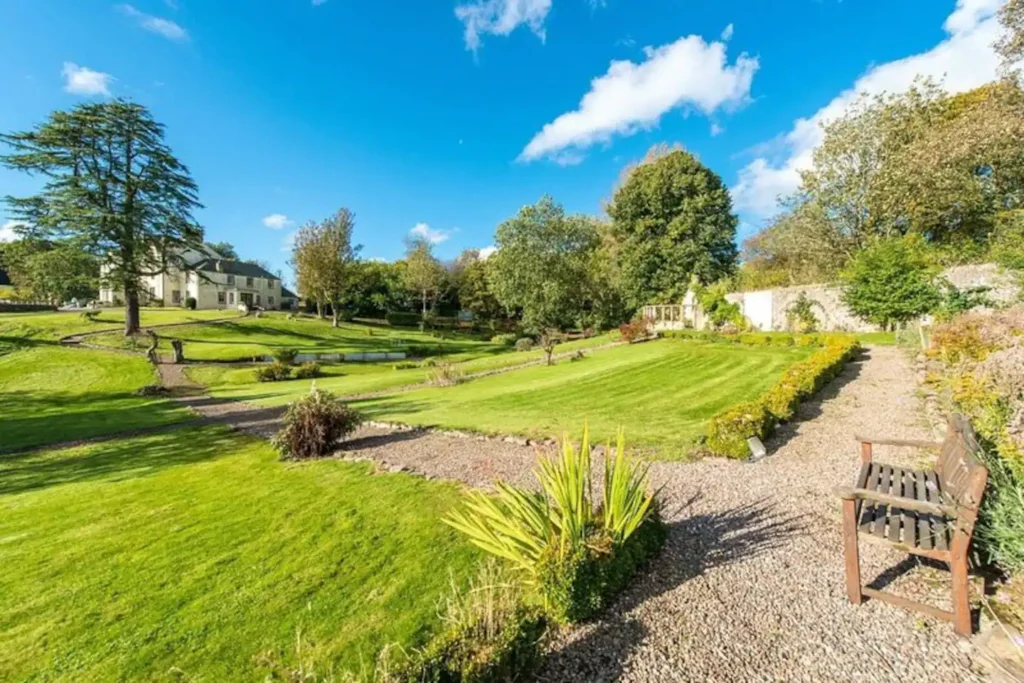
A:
951,550,971,637
842,498,862,605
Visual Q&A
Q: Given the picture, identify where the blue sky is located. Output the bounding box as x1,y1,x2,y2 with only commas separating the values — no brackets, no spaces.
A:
0,0,1006,285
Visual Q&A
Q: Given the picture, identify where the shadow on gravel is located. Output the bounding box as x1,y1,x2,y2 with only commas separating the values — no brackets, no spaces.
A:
763,349,869,457
340,429,427,451
540,497,803,682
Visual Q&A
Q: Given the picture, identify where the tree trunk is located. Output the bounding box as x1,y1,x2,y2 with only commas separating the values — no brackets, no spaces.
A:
316,300,325,319
125,286,141,336
421,290,427,318
331,304,340,328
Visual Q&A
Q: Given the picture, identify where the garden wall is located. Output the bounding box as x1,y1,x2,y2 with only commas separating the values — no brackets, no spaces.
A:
723,263,1019,333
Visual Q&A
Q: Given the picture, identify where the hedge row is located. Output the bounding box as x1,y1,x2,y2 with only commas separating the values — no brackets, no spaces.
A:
705,336,861,459
661,329,854,348
385,311,423,327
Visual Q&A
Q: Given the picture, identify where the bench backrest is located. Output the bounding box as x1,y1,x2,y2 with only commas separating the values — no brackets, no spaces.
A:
935,414,988,515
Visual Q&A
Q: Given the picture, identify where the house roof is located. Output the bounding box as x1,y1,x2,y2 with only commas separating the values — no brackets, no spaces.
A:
281,286,297,298
191,259,278,280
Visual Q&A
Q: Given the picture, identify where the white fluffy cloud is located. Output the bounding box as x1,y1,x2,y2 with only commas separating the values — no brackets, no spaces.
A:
520,34,758,163
409,223,452,245
720,23,734,41
730,0,1004,219
478,245,497,260
118,4,189,41
263,214,294,230
0,221,27,243
62,63,113,96
455,0,551,52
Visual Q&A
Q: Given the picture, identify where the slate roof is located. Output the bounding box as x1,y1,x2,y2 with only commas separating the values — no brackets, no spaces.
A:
191,258,278,280
280,286,298,299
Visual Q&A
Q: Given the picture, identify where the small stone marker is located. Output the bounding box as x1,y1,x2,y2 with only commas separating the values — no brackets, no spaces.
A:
747,436,767,461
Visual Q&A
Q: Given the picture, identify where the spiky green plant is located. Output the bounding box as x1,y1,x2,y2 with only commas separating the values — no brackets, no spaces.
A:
602,428,657,544
444,425,657,587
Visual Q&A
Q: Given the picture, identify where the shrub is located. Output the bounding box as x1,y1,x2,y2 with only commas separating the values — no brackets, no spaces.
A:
272,347,299,365
255,360,293,382
514,337,534,352
184,296,197,310
385,562,549,683
294,361,322,379
428,361,464,387
786,292,819,333
618,319,652,343
272,386,362,460
705,402,774,459
491,333,517,347
445,426,663,624
704,337,860,458
840,234,941,329
386,311,422,327
392,361,419,370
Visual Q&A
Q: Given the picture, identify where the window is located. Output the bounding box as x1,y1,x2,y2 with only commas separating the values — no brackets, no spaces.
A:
218,291,226,305
268,296,274,307
246,277,254,287
228,292,235,305
268,279,276,289
171,290,181,304
256,294,261,305
149,286,156,297
227,275,235,286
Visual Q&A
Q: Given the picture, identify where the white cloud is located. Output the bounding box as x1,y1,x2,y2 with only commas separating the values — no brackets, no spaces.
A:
312,0,328,5
731,0,1003,219
62,63,113,96
710,122,724,136
0,221,27,243
478,245,497,260
720,23,734,41
118,4,189,41
263,214,294,230
409,223,452,245
519,34,758,163
455,0,551,52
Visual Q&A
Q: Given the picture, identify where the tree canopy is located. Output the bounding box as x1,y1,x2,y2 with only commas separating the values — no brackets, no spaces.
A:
740,80,1024,288
0,100,203,334
607,148,738,307
840,236,941,329
291,208,361,326
488,196,600,333
403,236,448,319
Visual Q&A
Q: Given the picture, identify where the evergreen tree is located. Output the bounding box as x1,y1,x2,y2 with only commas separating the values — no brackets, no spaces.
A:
0,100,203,334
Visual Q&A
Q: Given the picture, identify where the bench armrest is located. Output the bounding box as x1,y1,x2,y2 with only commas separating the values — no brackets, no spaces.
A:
853,435,944,449
834,486,958,517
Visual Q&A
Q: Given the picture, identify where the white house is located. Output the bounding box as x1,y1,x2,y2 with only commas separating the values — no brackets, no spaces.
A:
99,244,288,310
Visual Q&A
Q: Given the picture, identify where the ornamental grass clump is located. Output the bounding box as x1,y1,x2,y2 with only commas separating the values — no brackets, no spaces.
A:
445,425,664,624
272,385,362,460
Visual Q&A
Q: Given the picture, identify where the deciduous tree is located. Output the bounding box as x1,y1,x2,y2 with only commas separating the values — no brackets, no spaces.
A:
488,196,600,333
0,100,204,335
291,208,361,327
403,235,447,319
840,236,941,330
0,238,98,303
607,148,738,308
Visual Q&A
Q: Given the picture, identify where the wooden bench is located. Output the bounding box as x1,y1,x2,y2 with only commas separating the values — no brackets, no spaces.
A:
835,415,988,636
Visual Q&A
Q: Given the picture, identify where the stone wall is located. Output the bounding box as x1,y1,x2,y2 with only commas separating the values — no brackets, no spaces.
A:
718,263,1017,333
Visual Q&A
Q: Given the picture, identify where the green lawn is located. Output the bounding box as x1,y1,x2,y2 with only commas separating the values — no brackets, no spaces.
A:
88,313,498,361
0,346,193,451
0,427,478,681
192,333,624,407
350,340,813,456
0,307,243,344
